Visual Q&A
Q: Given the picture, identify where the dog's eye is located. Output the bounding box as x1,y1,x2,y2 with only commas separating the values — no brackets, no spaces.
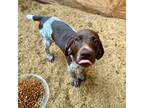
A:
75,37,81,42
92,37,98,43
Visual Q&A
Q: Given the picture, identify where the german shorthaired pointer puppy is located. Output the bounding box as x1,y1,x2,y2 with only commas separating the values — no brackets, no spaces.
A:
26,15,104,87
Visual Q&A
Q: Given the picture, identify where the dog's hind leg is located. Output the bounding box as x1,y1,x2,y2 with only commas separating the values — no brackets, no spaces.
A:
43,39,55,62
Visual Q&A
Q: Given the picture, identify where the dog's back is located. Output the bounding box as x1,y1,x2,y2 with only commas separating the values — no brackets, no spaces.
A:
26,15,76,52
51,20,76,51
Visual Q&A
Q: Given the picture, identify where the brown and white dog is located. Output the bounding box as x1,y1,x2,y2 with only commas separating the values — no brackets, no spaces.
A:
26,15,104,87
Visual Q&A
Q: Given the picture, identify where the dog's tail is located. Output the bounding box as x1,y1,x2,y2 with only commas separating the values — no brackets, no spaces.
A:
26,14,43,22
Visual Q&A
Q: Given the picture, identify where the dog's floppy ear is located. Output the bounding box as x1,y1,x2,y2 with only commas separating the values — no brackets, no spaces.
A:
65,38,74,56
91,30,104,60
96,40,104,60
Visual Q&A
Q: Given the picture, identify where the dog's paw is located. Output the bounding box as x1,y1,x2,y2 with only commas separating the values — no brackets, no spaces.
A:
70,79,81,87
47,54,55,62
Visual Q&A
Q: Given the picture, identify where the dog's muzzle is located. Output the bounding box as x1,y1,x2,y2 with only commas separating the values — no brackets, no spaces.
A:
77,48,94,67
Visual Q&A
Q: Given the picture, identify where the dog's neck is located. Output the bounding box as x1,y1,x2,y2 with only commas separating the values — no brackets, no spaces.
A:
66,46,78,66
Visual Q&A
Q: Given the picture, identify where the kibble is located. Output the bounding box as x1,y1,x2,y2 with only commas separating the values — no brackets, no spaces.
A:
18,79,44,108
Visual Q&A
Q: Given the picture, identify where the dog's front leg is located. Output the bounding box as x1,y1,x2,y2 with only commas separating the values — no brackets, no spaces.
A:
78,67,86,82
67,62,80,87
43,40,54,62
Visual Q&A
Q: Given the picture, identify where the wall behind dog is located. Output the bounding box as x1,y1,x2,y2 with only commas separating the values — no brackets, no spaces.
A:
35,0,126,19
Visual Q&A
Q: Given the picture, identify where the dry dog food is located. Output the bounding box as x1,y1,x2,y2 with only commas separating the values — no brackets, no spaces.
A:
18,79,44,108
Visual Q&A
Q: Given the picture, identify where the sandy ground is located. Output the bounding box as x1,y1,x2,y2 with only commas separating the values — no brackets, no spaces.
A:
19,2,126,108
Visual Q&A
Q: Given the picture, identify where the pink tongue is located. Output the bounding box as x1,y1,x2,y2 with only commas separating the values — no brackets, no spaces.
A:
78,60,92,65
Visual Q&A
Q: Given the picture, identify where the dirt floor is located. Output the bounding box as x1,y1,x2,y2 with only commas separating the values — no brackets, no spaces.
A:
18,1,126,108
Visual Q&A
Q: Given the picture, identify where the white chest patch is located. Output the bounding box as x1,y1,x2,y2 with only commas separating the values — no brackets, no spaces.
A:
67,61,79,73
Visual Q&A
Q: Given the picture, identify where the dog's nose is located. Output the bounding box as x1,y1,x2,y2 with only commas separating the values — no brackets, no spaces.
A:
81,52,91,58
80,47,94,58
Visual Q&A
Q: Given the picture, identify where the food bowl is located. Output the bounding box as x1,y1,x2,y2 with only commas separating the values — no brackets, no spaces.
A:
18,74,49,108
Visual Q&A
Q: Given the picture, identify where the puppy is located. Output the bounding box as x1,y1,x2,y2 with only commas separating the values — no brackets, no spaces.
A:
26,15,104,87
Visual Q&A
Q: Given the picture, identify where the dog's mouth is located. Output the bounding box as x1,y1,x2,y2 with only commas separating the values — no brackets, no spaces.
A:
78,59,92,67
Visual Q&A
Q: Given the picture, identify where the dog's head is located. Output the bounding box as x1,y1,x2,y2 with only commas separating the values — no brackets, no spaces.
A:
65,29,104,67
